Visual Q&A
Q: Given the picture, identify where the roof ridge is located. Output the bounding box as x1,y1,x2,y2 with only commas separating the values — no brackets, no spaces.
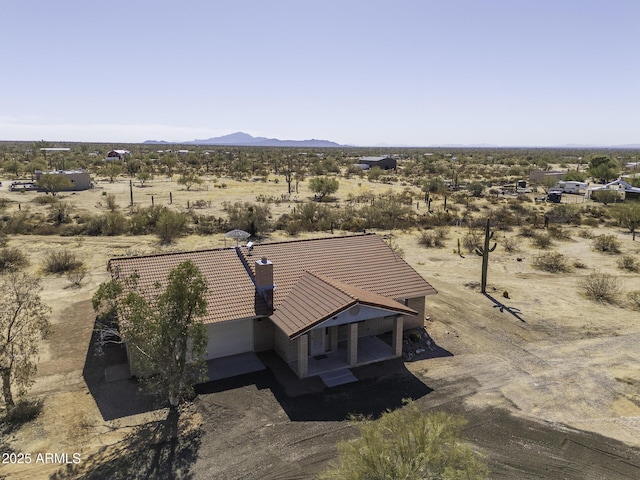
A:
304,270,360,301
108,233,376,266
253,232,374,248
106,245,235,264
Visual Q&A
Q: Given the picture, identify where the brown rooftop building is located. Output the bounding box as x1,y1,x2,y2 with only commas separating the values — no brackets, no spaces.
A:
108,234,437,381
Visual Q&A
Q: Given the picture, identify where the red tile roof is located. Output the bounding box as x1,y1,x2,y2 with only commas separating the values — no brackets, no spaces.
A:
107,234,437,326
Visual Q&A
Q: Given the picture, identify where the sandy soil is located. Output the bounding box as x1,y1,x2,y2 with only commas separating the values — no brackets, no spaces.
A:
1,175,640,479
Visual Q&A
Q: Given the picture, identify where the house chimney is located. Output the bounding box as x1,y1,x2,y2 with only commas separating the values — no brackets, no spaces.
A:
255,257,273,288
255,257,274,311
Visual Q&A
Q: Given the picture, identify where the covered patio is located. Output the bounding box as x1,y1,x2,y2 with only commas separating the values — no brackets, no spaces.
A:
292,335,396,378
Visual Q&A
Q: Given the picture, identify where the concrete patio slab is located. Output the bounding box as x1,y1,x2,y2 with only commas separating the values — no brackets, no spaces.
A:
319,368,358,387
205,352,266,381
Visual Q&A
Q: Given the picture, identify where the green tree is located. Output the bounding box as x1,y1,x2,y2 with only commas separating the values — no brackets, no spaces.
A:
587,156,620,183
321,400,488,480
177,173,203,191
0,272,51,410
562,170,587,182
612,202,640,241
423,177,447,195
224,201,271,237
309,176,339,201
156,209,187,244
92,260,208,409
37,174,72,196
104,162,122,183
136,170,153,187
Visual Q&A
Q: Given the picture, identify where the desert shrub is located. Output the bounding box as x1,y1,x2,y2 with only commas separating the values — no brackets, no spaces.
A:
103,211,128,236
32,195,57,205
48,201,73,225
105,193,119,211
66,266,87,287
0,197,9,209
0,247,29,272
467,182,484,197
193,215,223,235
156,209,188,244
532,252,571,273
292,202,336,231
128,205,172,235
83,214,107,236
592,234,621,253
3,399,43,424
579,271,621,303
489,206,517,230
582,217,599,227
547,224,572,240
321,400,489,480
518,225,536,238
502,236,521,253
462,230,482,253
591,189,622,205
418,228,448,248
617,254,639,272
43,250,83,273
531,233,553,249
417,210,457,228
223,201,271,237
4,211,33,234
578,228,595,239
628,291,640,309
546,205,581,225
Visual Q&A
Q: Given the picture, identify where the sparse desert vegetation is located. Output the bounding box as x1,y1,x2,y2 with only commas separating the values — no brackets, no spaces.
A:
1,143,640,478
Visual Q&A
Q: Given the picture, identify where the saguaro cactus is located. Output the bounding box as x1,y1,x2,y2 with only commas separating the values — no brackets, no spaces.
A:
475,218,497,294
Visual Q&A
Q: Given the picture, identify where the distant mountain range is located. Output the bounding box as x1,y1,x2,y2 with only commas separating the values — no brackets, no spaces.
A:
143,133,640,149
144,132,342,147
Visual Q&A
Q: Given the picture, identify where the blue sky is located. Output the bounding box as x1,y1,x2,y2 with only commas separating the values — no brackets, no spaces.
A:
1,1,638,146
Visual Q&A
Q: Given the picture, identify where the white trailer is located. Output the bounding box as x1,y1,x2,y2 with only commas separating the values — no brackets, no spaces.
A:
557,181,588,194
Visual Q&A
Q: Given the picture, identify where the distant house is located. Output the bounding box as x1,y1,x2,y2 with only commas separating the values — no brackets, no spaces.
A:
107,234,437,381
106,150,130,161
35,169,92,191
358,156,397,170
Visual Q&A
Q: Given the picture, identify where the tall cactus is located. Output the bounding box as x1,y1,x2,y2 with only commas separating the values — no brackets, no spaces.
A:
475,218,497,294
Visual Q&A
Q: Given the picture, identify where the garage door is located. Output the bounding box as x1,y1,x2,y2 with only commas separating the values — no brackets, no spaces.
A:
206,319,253,359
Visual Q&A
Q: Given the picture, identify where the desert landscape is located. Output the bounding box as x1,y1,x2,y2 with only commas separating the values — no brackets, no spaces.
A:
1,146,640,479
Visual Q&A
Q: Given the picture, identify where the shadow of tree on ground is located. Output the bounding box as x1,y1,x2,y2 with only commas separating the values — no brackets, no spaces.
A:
50,409,202,480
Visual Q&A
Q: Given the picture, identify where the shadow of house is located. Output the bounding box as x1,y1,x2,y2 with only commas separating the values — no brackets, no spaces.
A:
83,326,159,421
196,352,441,422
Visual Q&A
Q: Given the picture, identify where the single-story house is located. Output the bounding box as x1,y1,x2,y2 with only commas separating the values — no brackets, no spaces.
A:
106,149,131,161
358,156,397,170
107,234,437,379
34,169,92,191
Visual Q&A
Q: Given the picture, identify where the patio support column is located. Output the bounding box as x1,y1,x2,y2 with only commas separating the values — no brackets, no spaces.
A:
297,334,308,378
347,323,358,367
330,326,338,352
392,316,404,357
